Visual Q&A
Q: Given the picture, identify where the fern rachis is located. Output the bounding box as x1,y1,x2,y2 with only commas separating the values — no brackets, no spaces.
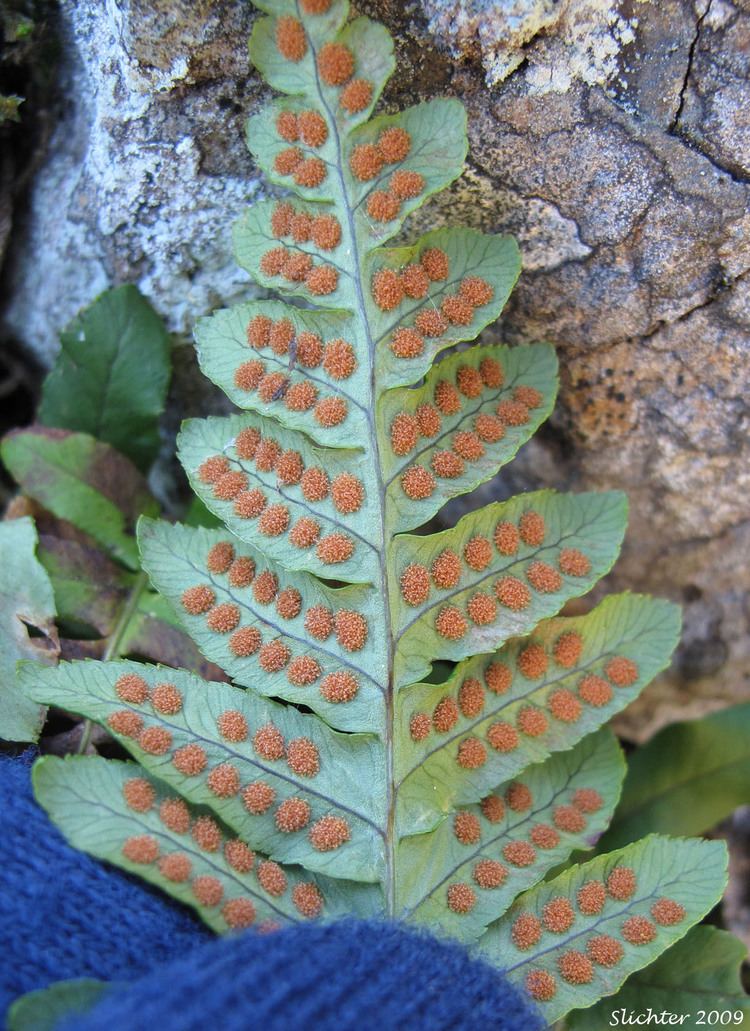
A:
22,0,727,1023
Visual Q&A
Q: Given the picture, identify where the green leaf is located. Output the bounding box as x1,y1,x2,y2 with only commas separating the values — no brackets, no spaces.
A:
599,703,750,850
21,659,386,883
0,94,24,124
1,428,158,570
566,926,750,1031
177,412,380,584
0,518,58,741
397,730,625,944
22,9,705,1009
396,594,681,832
184,497,223,529
7,978,112,1031
33,754,379,932
380,343,558,532
390,489,628,689
37,534,133,638
480,835,728,1024
138,517,386,734
38,286,171,472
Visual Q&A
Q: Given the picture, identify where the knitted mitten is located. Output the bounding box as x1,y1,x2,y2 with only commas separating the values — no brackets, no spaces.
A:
0,751,209,1013
58,919,544,1031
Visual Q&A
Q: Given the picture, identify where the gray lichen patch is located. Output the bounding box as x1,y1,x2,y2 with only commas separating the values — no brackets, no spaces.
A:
421,0,640,93
3,0,266,361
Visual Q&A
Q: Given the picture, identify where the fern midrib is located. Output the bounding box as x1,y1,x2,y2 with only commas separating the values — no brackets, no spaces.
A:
299,3,396,913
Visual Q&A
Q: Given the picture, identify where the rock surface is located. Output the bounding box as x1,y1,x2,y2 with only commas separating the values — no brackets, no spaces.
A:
3,0,264,359
2,0,749,738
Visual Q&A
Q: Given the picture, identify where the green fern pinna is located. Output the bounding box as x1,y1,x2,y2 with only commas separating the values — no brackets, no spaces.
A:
22,0,726,1021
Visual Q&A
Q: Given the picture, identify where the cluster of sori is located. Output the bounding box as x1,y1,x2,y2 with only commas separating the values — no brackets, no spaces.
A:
111,669,352,870
119,766,327,931
233,311,356,430
388,350,545,501
508,867,686,1003
180,538,367,705
439,779,606,916
398,507,600,651
275,8,376,117
372,251,494,357
406,625,637,762
196,427,365,565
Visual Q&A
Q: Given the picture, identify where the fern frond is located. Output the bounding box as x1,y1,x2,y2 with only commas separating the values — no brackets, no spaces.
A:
395,593,680,831
23,0,728,1022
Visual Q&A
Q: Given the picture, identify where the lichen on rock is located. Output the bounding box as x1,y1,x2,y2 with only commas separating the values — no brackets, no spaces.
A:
3,0,266,360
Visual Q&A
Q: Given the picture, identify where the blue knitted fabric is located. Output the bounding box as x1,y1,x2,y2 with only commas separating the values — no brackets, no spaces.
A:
1,752,542,1031
61,920,543,1031
0,751,210,1014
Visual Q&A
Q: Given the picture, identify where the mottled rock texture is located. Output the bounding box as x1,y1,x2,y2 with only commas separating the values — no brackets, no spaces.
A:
2,0,748,737
3,0,263,374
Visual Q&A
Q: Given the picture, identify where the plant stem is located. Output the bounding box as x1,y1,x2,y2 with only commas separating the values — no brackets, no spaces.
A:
76,570,149,754
302,8,396,912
